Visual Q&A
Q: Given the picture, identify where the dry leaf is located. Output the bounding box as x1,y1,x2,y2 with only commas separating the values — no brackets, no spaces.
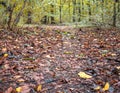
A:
37,84,42,92
102,82,110,91
4,64,10,69
78,71,92,79
111,53,116,56
4,53,8,57
14,75,22,79
16,85,30,93
46,55,51,58
5,87,13,93
116,66,120,70
94,86,101,90
17,78,25,82
64,51,73,54
16,87,22,92
2,48,7,53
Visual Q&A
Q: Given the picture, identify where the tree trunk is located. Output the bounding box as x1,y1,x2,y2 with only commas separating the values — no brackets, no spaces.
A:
51,4,55,24
78,2,81,22
68,0,71,22
26,11,32,24
118,0,120,12
12,0,27,27
88,0,91,21
7,3,16,30
82,0,84,15
101,0,104,23
72,0,76,22
59,0,62,23
113,0,117,27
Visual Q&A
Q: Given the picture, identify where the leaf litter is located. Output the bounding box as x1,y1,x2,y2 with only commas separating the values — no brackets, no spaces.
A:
0,26,120,93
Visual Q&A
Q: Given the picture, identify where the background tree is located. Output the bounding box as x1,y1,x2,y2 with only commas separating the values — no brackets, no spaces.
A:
0,0,120,28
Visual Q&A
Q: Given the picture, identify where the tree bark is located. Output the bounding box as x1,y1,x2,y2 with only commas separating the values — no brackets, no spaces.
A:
7,3,16,30
59,0,62,23
51,4,55,24
26,11,32,24
72,0,76,22
82,0,84,15
101,0,104,23
12,0,27,27
118,0,120,12
113,1,117,27
88,0,91,21
68,0,71,22
78,2,81,22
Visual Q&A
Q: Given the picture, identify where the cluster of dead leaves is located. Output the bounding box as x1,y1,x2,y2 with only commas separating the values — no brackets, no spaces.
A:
4,84,42,93
0,27,120,93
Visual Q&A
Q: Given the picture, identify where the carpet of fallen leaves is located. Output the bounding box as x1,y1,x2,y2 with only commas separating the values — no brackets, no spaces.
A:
0,26,120,93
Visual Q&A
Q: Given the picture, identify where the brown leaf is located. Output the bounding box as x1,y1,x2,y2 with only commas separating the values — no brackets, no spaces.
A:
14,75,22,79
16,85,30,93
5,87,13,93
17,78,25,82
2,48,7,53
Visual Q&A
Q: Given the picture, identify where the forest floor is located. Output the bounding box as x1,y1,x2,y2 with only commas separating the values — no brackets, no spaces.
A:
0,26,120,93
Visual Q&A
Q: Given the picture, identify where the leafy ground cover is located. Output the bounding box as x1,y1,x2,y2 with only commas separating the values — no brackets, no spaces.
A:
0,26,120,93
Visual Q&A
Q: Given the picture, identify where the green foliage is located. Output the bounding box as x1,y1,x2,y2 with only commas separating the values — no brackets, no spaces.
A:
0,0,119,27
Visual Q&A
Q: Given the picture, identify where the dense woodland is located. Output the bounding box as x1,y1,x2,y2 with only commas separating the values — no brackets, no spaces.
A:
0,0,120,93
0,0,120,29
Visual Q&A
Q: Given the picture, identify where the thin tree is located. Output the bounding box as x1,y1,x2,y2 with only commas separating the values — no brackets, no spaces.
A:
118,0,120,12
88,0,91,21
72,0,76,22
50,4,55,24
101,0,104,23
13,0,27,27
78,1,81,22
59,0,62,23
113,0,117,27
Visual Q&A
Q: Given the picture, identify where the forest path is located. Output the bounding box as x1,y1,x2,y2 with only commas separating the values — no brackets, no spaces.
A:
0,27,120,92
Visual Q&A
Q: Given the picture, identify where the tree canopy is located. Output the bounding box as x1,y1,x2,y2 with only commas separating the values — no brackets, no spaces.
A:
0,0,120,28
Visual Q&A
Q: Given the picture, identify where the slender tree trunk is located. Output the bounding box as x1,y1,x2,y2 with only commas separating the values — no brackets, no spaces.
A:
43,16,47,24
101,0,104,23
72,0,76,22
118,0,120,12
78,2,81,22
68,0,71,22
7,3,16,30
82,0,84,15
26,11,32,24
51,4,55,24
12,0,27,27
59,0,62,23
113,0,117,27
88,0,91,21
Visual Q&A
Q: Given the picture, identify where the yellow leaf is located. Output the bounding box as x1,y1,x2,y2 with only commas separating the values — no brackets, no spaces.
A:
78,71,92,79
102,82,110,91
4,53,8,57
37,84,42,92
94,86,101,90
16,87,22,92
